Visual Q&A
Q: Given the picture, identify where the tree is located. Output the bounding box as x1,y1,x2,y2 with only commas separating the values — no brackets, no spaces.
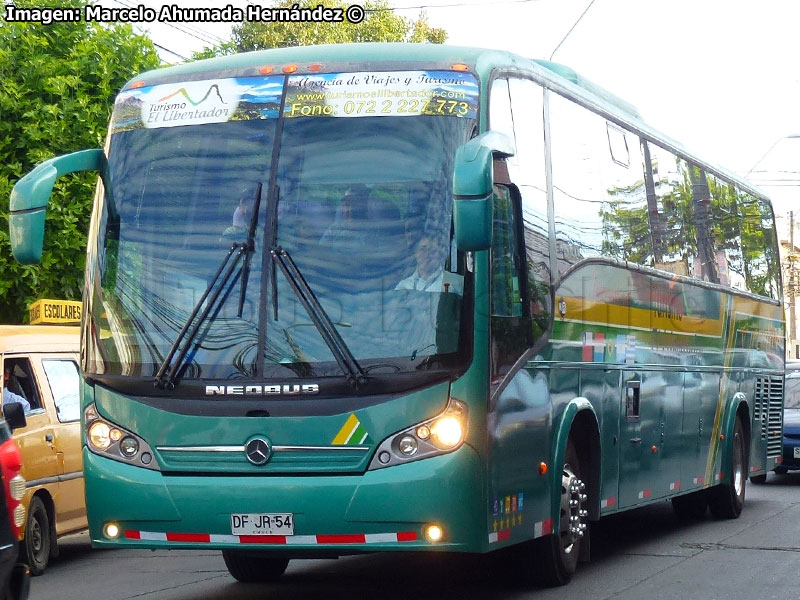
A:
0,0,161,323
194,0,446,58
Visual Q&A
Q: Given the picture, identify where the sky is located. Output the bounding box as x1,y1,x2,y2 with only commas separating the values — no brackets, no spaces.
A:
96,0,800,215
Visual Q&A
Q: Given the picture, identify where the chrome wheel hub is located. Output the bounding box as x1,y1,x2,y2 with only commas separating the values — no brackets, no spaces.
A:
560,463,587,553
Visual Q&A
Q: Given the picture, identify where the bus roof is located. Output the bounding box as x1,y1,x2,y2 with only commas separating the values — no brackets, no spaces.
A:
121,42,768,204
0,326,79,354
532,60,642,119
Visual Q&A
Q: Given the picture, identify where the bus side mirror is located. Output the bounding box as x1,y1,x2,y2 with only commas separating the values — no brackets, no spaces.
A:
452,131,515,251
9,149,106,264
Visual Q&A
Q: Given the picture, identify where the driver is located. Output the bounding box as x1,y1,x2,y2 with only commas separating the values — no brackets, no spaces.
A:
395,237,463,294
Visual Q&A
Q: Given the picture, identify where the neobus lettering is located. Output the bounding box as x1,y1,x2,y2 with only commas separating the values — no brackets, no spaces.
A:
205,384,319,396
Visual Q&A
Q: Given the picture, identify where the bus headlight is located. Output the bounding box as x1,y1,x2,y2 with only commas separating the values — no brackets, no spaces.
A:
84,404,160,471
88,421,112,451
430,416,463,450
368,398,468,470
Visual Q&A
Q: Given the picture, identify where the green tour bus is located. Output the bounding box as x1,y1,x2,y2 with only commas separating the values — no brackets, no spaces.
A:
9,43,784,586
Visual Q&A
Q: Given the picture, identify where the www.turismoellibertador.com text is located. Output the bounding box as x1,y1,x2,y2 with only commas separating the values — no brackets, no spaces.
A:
2,3,367,25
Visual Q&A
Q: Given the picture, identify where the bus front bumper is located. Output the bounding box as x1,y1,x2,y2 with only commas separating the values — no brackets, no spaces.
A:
84,444,485,554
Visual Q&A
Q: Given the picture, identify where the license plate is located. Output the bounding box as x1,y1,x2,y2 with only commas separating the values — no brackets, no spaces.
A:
794,447,800,459
231,513,294,536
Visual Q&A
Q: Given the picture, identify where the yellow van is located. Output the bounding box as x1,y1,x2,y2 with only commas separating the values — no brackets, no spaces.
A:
0,321,83,575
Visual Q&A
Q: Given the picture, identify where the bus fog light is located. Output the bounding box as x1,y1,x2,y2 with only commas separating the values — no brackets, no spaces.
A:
13,505,24,528
88,422,112,450
104,523,121,539
119,437,139,458
398,435,418,456
424,524,444,543
430,416,463,449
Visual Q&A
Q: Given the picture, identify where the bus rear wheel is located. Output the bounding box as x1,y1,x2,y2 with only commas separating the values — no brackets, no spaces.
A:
533,437,587,586
222,551,289,582
709,416,746,519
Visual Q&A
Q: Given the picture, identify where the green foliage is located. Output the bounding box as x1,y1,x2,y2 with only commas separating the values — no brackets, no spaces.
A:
193,0,446,58
0,0,160,323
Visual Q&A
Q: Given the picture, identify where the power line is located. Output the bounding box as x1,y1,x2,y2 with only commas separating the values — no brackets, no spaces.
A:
549,0,596,60
366,0,542,11
152,42,188,62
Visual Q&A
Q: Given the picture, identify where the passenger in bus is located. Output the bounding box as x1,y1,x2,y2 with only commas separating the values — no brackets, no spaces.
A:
221,186,259,240
319,184,370,249
395,237,463,295
2,368,30,415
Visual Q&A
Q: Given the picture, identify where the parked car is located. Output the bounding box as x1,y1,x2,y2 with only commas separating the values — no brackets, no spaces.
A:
777,360,800,474
0,404,30,599
0,325,83,575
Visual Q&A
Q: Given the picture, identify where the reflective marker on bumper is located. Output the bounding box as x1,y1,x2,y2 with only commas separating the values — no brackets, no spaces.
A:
123,529,419,545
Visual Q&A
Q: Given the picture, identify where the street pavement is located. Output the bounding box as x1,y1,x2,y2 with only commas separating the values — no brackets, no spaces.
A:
31,471,800,599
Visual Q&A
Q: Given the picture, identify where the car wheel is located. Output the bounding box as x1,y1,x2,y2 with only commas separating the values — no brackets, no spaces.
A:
222,551,289,582
23,496,50,576
750,473,767,484
709,416,746,519
774,466,788,475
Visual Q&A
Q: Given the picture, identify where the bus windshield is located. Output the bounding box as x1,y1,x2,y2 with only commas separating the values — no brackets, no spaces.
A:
85,71,478,385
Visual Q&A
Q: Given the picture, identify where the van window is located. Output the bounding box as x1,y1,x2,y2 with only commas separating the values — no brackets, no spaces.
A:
42,360,80,422
3,357,41,411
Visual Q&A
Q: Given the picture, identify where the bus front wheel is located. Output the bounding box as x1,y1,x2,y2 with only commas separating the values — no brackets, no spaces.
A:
222,551,289,582
709,416,746,519
533,437,587,586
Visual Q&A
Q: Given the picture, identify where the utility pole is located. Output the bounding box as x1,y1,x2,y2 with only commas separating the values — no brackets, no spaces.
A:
791,211,797,357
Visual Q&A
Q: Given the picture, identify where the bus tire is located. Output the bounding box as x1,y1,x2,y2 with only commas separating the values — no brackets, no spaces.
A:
222,551,289,582
671,490,708,519
534,437,587,586
22,496,50,576
709,416,746,519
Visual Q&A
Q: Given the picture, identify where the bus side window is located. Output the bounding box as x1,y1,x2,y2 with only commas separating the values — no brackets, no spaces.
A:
490,184,529,386
506,78,551,344
491,184,523,318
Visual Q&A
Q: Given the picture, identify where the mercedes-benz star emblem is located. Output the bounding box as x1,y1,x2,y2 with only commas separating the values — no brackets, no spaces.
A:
245,437,272,466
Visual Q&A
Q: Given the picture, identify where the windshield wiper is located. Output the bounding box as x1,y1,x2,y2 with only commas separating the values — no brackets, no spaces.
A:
155,184,263,389
271,246,368,389
237,182,263,317
154,242,247,389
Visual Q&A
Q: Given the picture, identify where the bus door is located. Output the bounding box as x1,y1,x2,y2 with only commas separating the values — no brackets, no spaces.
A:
618,370,678,507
